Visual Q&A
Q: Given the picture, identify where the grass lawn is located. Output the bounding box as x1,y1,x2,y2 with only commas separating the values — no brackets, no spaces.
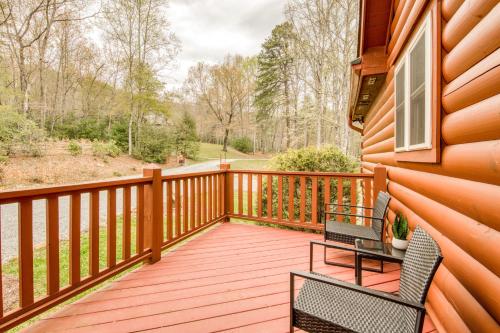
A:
3,217,138,332
196,143,252,160
230,159,272,170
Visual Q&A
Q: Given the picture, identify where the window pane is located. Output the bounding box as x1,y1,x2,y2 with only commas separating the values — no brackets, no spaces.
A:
395,64,405,148
410,33,426,145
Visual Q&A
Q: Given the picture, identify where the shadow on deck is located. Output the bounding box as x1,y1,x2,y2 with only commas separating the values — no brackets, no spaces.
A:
24,223,435,333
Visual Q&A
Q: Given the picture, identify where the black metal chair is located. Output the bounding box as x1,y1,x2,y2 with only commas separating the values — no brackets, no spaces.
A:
290,226,443,333
322,191,391,270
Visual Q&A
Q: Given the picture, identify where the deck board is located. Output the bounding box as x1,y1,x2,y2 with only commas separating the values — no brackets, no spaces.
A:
23,223,435,333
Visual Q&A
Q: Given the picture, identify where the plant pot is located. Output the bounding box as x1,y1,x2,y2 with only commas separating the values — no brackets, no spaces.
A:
392,238,409,250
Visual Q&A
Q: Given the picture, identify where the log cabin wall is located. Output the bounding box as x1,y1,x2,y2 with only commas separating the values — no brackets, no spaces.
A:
359,0,500,332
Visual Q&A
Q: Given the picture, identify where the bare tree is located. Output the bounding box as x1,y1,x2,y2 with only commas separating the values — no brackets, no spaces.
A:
101,0,179,155
185,55,250,152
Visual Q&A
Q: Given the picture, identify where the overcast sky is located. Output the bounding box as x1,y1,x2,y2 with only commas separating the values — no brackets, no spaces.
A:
165,0,287,90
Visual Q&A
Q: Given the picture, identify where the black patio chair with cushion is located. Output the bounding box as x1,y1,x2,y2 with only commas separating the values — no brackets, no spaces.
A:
322,191,391,270
290,226,443,333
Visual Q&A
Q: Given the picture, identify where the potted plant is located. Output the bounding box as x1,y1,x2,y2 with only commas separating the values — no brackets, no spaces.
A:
392,213,409,250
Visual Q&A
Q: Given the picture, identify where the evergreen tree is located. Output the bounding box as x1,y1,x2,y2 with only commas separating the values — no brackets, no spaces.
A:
255,22,295,148
173,112,200,159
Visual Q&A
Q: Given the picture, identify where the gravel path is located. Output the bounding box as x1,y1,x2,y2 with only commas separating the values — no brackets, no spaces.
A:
0,159,250,262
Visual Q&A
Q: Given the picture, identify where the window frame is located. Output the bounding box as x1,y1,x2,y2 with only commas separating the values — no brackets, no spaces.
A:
394,13,432,153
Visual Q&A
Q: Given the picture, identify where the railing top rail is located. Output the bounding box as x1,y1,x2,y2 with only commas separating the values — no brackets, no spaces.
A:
0,176,153,203
226,169,373,178
161,170,225,181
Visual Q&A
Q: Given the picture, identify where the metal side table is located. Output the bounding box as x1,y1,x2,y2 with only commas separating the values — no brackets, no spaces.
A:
354,239,406,286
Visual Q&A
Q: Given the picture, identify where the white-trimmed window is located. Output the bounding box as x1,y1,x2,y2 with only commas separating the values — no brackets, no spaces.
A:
395,13,432,151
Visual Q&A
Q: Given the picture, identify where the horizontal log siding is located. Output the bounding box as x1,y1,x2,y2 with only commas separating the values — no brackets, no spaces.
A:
361,1,500,331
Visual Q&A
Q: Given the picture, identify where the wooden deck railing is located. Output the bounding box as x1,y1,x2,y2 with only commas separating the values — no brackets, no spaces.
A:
0,164,385,330
225,167,385,231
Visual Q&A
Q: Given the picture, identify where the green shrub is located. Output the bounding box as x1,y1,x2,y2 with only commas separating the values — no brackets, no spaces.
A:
0,110,46,157
52,115,108,141
231,136,253,154
67,140,83,156
92,140,121,158
133,124,173,163
109,118,131,152
263,146,357,221
173,113,200,159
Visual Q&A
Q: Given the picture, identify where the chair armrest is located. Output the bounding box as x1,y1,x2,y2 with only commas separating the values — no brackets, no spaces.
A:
309,240,356,271
326,203,373,210
310,240,355,252
290,270,425,311
327,211,383,220
354,246,405,262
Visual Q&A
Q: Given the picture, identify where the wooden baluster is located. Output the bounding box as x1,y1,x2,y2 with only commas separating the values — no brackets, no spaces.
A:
183,179,189,235
190,178,195,231
19,199,34,307
69,193,81,285
175,180,181,238
107,188,116,267
228,173,234,214
46,195,60,295
214,175,218,218
89,191,100,276
201,176,207,225
311,177,318,225
165,181,172,241
324,177,330,210
208,175,213,221
288,176,294,222
247,173,253,217
196,177,202,227
220,173,225,217
0,206,3,317
277,175,283,220
337,178,343,222
267,175,272,219
300,177,306,224
350,179,357,224
323,177,330,225
123,186,131,260
257,174,263,218
136,184,144,254
238,173,243,215
363,178,372,226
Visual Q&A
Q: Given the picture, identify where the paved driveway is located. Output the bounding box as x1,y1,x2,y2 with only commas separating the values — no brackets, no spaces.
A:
0,160,238,262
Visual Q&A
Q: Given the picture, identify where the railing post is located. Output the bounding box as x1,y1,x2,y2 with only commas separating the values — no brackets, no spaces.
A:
373,164,387,201
220,162,231,222
143,167,163,263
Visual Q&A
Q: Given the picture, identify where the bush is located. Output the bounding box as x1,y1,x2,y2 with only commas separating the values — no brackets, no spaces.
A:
52,115,108,141
231,136,253,154
173,113,200,159
133,124,173,163
272,146,357,172
0,110,46,157
109,118,131,152
92,140,121,158
67,140,83,156
263,146,358,220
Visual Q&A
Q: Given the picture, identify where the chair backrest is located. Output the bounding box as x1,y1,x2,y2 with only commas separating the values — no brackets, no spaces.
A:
371,191,391,239
399,226,443,304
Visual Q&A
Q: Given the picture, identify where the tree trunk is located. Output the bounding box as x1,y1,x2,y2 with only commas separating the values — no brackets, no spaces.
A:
284,77,291,149
19,47,29,114
222,128,229,152
128,114,133,155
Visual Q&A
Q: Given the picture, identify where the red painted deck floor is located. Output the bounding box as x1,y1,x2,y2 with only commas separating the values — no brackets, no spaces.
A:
24,223,435,333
